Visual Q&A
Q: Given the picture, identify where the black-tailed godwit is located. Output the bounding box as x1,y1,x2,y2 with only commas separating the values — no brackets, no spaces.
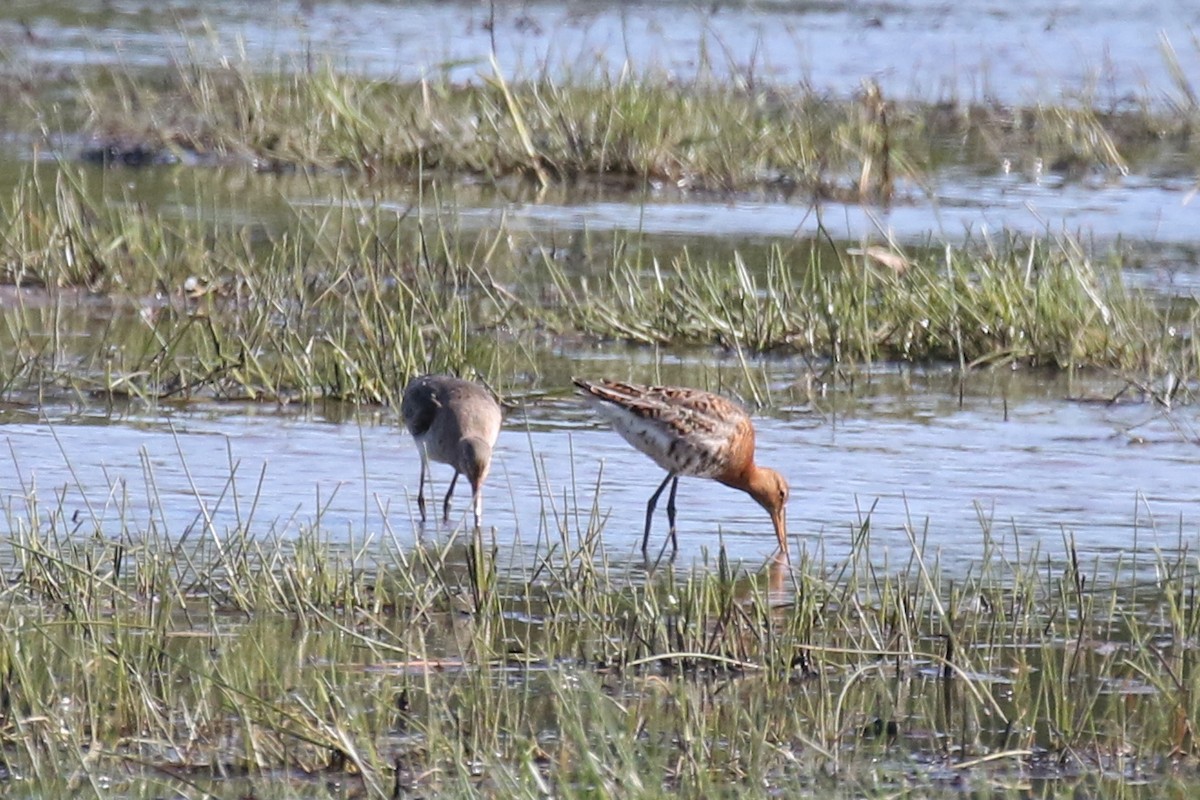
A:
573,377,789,559
401,375,502,528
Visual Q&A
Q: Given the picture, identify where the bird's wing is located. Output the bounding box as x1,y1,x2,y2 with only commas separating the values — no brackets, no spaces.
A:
575,379,750,476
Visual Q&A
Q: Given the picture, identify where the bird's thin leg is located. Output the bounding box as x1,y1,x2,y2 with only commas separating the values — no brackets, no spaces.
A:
642,473,675,554
416,457,429,521
442,472,460,522
665,476,680,557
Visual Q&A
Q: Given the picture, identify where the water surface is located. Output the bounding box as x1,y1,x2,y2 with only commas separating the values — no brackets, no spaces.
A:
4,365,1195,582
7,0,1199,104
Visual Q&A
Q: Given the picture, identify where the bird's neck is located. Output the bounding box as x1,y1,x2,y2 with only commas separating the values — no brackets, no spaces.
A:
717,460,758,494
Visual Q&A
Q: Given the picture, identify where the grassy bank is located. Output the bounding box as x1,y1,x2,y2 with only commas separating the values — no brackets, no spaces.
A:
0,54,1188,408
0,164,1191,408
0,463,1198,798
63,58,1200,197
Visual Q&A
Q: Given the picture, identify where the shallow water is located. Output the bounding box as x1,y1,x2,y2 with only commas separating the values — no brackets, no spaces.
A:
11,1,1200,251
447,171,1200,247
7,0,1199,105
0,4,1197,583
3,364,1195,581
33,154,1196,287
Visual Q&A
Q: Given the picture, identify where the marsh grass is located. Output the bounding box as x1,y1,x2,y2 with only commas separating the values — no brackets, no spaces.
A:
550,232,1196,374
2,447,1200,798
0,161,1194,413
0,47,1195,410
0,165,534,406
66,52,1200,196
0,24,1197,800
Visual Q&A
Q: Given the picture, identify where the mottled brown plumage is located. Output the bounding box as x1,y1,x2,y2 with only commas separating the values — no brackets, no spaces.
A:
573,377,790,558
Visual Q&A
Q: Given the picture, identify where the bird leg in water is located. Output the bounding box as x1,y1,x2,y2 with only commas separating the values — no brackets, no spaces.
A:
416,459,429,521
642,473,676,555
665,476,680,555
442,472,460,522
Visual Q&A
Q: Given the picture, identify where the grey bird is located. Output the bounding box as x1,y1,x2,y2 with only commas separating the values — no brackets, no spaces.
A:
401,374,502,527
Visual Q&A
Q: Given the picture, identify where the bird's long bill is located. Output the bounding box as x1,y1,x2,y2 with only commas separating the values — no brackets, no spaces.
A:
470,481,484,528
772,508,790,560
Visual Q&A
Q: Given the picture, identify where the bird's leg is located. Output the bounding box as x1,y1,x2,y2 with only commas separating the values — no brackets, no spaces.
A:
665,476,680,557
442,472,460,522
642,473,675,554
416,458,429,521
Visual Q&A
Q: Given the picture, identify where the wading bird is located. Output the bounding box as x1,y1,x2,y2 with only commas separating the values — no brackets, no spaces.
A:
401,375,502,528
573,377,789,559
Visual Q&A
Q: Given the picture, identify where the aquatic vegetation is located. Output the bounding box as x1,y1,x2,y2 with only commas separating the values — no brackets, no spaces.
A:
1,456,1199,797
0,9,1196,800
0,167,521,406
0,50,1193,409
552,232,1194,375
61,55,1199,197
0,163,1192,411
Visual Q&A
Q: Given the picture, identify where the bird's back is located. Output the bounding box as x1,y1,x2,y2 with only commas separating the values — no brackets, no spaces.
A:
403,375,501,465
574,378,751,478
